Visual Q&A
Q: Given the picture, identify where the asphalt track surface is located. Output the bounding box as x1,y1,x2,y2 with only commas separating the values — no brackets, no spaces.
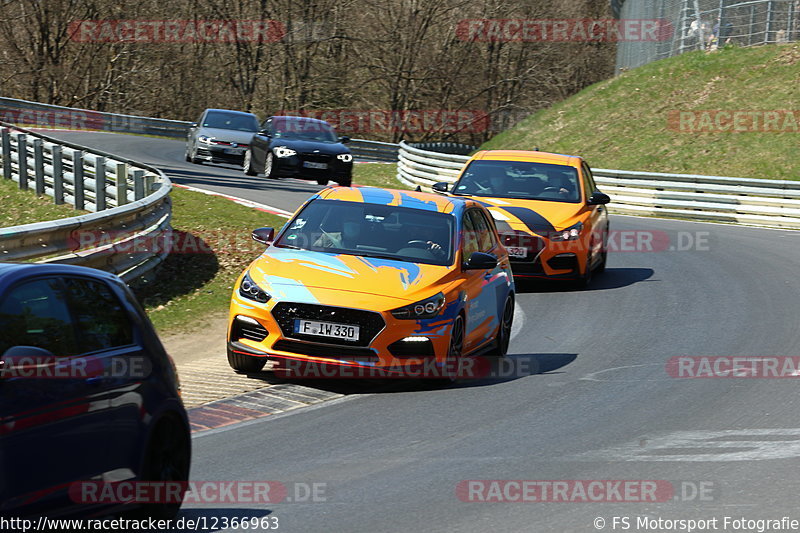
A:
54,132,800,532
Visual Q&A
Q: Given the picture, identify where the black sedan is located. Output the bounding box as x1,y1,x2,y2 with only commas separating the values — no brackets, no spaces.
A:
244,116,353,186
0,263,190,518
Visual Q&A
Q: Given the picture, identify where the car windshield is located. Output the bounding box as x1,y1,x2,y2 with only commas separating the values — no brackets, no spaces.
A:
202,111,259,132
453,160,581,203
274,200,454,266
272,118,339,142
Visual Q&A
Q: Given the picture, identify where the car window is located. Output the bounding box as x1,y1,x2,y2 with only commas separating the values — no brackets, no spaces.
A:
467,209,497,253
0,278,79,356
461,211,480,260
454,160,581,203
274,199,455,266
202,111,259,132
582,161,597,199
63,277,134,353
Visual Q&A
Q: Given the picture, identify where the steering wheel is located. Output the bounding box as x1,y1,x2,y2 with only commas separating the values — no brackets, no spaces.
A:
406,240,430,249
320,228,343,248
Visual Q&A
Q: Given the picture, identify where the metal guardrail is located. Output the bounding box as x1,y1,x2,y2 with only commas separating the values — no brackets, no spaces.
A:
397,141,800,230
0,97,398,163
0,122,172,282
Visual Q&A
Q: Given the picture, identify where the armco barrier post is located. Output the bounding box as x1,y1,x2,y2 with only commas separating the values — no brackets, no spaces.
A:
16,133,28,190
33,138,45,195
116,163,128,206
52,145,64,204
73,150,84,210
132,169,145,201
1,127,10,179
95,156,106,211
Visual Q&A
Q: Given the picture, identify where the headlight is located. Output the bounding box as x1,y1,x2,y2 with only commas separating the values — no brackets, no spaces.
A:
336,153,353,163
273,146,297,158
391,292,445,320
551,222,583,242
198,135,213,144
238,271,270,303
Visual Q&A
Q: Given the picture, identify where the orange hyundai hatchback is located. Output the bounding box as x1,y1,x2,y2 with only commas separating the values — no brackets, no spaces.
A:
433,150,611,286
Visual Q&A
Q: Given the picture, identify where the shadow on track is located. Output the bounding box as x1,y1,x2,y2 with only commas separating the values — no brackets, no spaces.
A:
235,352,578,395
515,267,655,293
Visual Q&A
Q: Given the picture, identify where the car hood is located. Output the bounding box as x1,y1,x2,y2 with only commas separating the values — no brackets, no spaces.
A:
248,249,454,307
197,127,255,144
270,139,350,155
472,197,586,235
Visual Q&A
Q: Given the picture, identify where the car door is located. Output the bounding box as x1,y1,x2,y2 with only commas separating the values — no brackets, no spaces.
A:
61,275,149,484
460,208,508,354
0,276,112,514
251,117,273,167
581,161,608,258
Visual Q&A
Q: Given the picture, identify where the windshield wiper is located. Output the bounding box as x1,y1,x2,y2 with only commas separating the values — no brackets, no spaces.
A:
274,243,301,249
357,252,402,261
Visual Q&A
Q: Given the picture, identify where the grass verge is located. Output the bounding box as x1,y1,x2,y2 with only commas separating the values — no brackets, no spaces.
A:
0,177,88,226
481,44,800,180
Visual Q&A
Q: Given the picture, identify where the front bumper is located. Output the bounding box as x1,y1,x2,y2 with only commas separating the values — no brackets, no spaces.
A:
271,153,353,181
196,144,247,165
228,294,454,377
502,231,588,279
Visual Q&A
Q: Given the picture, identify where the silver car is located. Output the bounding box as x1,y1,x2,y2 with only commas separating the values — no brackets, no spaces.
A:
185,109,259,166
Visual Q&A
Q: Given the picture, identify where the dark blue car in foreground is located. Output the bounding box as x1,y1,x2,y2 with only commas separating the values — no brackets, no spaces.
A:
0,263,190,518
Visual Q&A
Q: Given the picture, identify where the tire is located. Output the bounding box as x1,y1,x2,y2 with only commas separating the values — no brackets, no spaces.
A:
243,149,257,176
263,152,276,178
337,176,352,187
132,415,191,519
437,315,464,383
487,295,514,357
317,178,330,186
595,227,609,274
227,347,267,373
575,250,593,289
189,143,202,165
184,145,191,162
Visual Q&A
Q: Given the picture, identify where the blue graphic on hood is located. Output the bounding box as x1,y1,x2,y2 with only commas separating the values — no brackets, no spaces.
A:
397,192,441,211
267,250,357,278
355,256,422,290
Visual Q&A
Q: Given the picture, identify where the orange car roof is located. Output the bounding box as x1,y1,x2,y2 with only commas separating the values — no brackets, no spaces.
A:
472,149,581,166
318,186,459,214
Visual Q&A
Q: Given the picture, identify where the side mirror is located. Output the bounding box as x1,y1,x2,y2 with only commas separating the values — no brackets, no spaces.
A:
339,136,351,144
464,251,498,270
587,192,611,205
258,130,271,137
251,227,275,245
432,182,449,194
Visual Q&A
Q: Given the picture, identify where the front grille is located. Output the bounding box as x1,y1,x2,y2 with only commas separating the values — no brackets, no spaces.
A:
509,257,545,275
230,317,269,342
388,339,435,358
272,339,378,361
298,153,333,164
547,254,578,271
271,302,385,347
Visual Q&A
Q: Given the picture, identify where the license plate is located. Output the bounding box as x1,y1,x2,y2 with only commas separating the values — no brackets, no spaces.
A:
294,319,359,341
224,148,244,155
506,246,528,258
303,161,328,169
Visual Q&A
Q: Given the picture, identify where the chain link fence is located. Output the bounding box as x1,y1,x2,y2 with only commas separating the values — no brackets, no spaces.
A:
617,0,799,71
